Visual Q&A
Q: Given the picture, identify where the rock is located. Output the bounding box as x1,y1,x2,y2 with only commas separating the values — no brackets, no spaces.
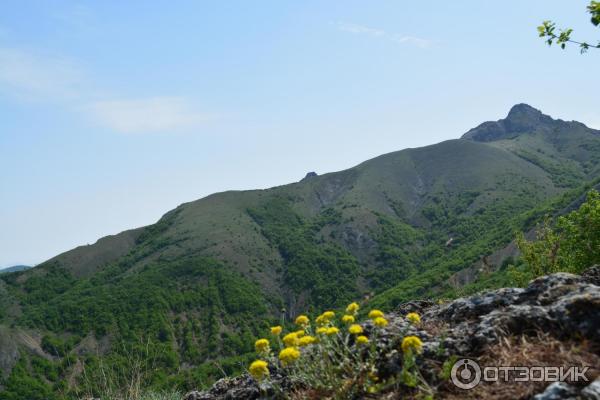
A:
183,392,206,400
301,172,318,181
395,300,435,315
184,376,260,400
431,287,524,322
518,272,585,304
532,382,579,400
582,265,600,286
550,284,600,342
582,378,600,400
421,271,600,354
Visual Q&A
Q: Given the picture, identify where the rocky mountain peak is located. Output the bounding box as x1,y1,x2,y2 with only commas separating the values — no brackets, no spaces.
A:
461,103,556,142
504,103,554,131
301,171,318,181
506,103,543,120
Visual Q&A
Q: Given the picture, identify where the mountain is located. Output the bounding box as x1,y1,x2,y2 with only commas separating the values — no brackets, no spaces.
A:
0,265,30,274
463,103,600,186
2,104,600,398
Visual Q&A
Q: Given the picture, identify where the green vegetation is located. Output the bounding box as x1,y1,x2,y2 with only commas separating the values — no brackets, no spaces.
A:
1,256,269,398
509,190,600,285
538,1,600,52
0,356,63,400
248,198,360,309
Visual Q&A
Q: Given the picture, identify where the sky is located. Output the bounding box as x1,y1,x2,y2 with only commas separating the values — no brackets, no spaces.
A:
1,1,599,268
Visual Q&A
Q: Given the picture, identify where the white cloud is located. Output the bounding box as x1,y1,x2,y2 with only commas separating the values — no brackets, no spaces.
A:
334,22,431,48
391,35,431,49
0,46,212,134
88,97,209,133
336,22,385,37
0,47,83,100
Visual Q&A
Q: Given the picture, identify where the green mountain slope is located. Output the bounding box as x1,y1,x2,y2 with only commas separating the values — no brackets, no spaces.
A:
2,104,600,398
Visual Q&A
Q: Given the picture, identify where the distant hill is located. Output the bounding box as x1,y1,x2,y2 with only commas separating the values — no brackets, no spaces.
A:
2,104,600,397
0,265,30,274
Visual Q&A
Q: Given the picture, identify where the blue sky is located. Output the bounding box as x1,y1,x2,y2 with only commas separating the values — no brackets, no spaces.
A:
1,1,599,268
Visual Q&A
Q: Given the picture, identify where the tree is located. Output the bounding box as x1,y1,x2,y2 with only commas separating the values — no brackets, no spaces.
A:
514,190,600,283
538,1,600,53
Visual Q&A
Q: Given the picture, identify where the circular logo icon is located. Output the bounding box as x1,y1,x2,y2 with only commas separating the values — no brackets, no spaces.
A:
451,359,481,390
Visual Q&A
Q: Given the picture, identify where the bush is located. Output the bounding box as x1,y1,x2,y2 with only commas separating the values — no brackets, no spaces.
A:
514,189,600,282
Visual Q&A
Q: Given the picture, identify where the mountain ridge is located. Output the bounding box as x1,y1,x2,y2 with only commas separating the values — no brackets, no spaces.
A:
41,104,600,277
0,265,30,274
3,103,600,397
462,103,599,142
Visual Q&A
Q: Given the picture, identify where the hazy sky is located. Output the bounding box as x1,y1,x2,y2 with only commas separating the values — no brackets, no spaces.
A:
1,1,599,268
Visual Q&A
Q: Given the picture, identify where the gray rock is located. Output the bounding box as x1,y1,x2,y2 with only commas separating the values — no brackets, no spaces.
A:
395,300,435,315
184,391,212,400
430,287,524,322
422,272,600,354
582,379,600,400
184,376,261,400
301,172,317,181
533,382,579,400
582,265,600,286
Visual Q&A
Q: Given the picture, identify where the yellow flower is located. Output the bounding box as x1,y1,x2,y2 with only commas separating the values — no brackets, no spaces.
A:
341,315,355,324
348,324,363,335
315,314,325,325
316,327,328,335
325,327,339,336
295,330,305,338
401,336,423,354
298,335,317,346
295,315,310,326
316,311,335,326
254,338,270,353
279,347,300,366
283,332,299,347
373,317,388,327
356,335,369,345
346,302,360,314
368,371,379,382
322,311,335,320
249,360,269,381
270,326,282,335
406,312,421,325
368,309,384,319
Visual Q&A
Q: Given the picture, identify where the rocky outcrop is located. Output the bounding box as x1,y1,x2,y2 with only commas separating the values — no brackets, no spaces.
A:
185,268,600,400
424,272,600,355
301,172,318,181
461,103,599,143
583,265,600,286
185,376,259,400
